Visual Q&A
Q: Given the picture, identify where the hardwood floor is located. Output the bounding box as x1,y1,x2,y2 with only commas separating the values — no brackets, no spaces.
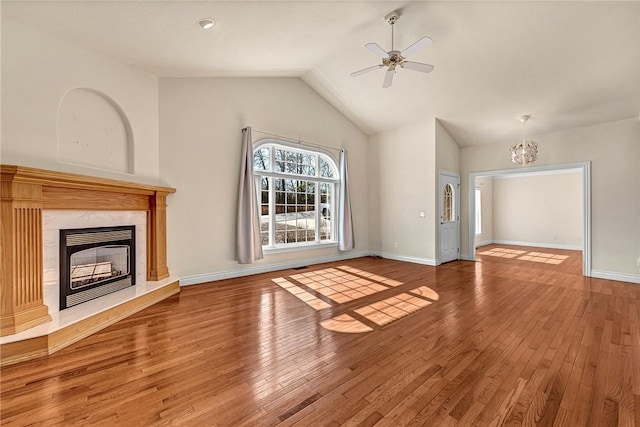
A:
2,247,640,426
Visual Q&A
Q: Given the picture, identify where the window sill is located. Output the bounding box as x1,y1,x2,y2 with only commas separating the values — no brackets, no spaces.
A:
263,241,338,254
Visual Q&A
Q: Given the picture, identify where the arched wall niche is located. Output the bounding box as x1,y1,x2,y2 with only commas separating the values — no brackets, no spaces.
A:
57,88,134,174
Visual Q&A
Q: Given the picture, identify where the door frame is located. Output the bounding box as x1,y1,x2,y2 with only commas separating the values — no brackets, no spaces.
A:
467,161,591,277
438,170,460,265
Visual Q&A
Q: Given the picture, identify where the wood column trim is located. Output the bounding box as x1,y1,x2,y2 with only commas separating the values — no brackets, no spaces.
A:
1,176,52,336
0,165,176,337
147,192,170,281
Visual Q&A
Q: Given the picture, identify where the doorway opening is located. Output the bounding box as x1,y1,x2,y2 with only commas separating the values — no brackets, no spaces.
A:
467,162,591,277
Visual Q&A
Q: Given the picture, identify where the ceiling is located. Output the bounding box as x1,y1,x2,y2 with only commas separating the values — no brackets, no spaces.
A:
3,1,639,146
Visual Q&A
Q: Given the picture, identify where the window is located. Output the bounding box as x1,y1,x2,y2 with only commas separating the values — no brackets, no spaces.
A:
475,188,482,235
254,140,339,249
443,183,454,222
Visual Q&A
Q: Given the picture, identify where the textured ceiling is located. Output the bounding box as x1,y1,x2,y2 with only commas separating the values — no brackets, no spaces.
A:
3,1,639,146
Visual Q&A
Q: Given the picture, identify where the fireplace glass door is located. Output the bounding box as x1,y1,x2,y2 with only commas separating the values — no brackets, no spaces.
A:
70,245,130,290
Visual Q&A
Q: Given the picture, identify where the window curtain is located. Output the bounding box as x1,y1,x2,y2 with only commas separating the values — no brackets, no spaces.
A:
338,149,355,251
236,127,264,264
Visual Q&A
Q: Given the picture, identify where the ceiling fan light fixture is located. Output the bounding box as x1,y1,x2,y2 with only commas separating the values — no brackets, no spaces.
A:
510,115,538,166
197,18,216,30
351,10,434,88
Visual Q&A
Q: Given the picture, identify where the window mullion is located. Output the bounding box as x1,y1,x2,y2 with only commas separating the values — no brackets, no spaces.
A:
268,146,275,247
269,176,275,247
315,178,320,242
315,153,320,242
331,183,336,241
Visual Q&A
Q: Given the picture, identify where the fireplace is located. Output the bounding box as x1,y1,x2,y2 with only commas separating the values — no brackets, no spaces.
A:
60,225,136,310
1,165,179,366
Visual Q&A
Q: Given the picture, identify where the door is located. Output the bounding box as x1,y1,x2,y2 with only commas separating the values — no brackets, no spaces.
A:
439,171,460,264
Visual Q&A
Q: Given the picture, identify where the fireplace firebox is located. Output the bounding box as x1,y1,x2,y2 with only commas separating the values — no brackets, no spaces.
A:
60,225,136,310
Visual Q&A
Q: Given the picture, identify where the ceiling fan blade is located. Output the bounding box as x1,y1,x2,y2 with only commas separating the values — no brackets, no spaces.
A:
382,68,395,88
365,42,389,59
400,36,432,58
401,61,434,73
350,64,384,77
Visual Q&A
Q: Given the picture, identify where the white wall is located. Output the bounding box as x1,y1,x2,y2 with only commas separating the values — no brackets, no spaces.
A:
1,19,160,183
435,119,461,263
368,119,437,263
460,118,640,277
435,119,460,174
475,176,493,246
159,77,369,279
492,172,583,249
0,4,3,165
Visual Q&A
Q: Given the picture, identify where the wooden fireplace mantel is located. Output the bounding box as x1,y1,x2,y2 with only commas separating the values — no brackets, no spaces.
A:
0,165,177,337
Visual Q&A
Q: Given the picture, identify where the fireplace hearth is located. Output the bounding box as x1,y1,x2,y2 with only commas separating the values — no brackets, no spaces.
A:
60,226,136,310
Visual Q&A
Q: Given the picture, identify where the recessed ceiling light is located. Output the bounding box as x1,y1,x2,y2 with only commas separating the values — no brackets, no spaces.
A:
197,18,216,30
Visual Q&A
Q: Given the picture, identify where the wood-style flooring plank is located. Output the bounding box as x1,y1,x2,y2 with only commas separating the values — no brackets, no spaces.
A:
2,245,640,426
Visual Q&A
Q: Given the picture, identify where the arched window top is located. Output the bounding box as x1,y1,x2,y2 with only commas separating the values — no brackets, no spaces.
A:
253,139,338,180
443,183,454,223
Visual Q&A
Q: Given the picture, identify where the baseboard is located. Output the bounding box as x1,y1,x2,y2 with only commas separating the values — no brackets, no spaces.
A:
372,251,437,266
475,239,494,248
180,250,372,286
590,270,640,285
491,240,582,251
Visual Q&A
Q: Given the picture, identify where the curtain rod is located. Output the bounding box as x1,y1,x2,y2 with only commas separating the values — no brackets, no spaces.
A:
248,127,343,153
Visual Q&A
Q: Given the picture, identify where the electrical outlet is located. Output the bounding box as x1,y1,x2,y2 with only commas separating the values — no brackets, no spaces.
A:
637,257,640,267
419,211,426,218
393,242,399,248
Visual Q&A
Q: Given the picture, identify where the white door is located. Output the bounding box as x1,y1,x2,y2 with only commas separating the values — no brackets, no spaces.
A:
439,171,460,264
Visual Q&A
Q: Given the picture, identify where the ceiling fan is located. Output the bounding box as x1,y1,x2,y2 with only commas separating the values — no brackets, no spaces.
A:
351,10,434,88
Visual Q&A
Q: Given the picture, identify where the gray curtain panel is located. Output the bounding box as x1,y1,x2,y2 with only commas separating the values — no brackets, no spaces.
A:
338,149,355,251
236,127,264,264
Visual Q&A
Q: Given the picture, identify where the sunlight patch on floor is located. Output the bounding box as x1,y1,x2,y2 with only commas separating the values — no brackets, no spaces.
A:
477,247,526,258
290,268,396,304
409,285,440,301
354,293,432,326
336,266,404,287
319,314,373,333
478,247,569,265
272,277,331,310
273,267,440,334
518,252,569,265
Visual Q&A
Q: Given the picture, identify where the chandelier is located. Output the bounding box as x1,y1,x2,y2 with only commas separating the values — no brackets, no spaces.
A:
510,115,538,166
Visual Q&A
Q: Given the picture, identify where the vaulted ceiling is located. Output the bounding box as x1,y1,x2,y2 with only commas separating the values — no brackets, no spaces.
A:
4,1,639,146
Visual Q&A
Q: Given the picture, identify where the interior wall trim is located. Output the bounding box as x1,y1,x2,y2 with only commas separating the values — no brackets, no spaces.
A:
475,239,494,248
180,250,371,286
590,270,640,285
372,251,438,267
486,240,583,251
